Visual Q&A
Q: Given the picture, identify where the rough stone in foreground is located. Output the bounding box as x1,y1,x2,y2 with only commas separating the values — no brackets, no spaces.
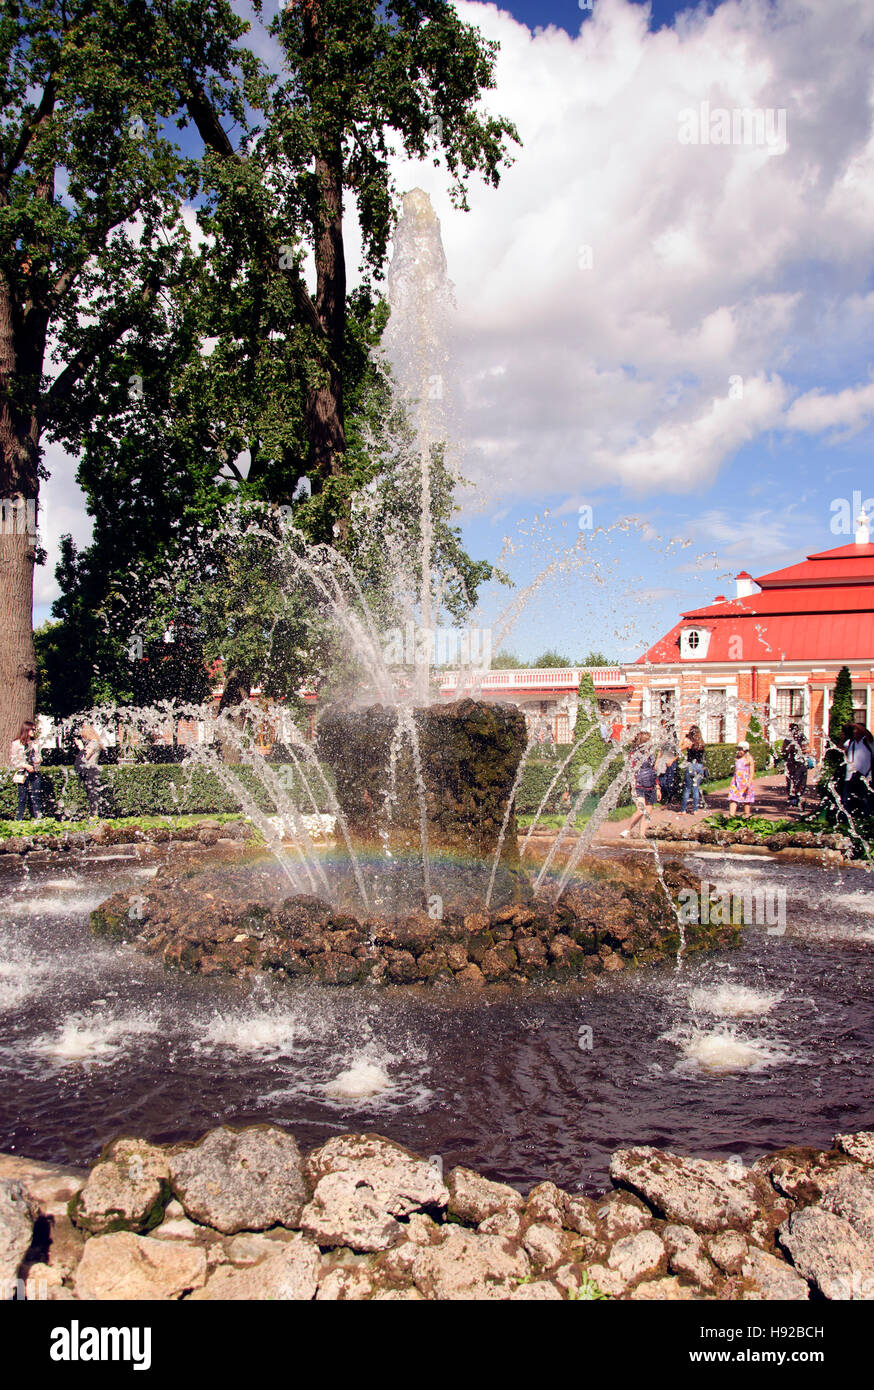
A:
300,1172,405,1253
607,1229,666,1285
446,1166,524,1225
0,1178,38,1287
75,1231,207,1300
610,1148,769,1233
834,1131,874,1167
305,1134,447,1217
71,1138,170,1236
169,1126,308,1235
188,1236,319,1301
819,1167,874,1242
411,1227,530,1300
778,1207,874,1300
742,1247,809,1300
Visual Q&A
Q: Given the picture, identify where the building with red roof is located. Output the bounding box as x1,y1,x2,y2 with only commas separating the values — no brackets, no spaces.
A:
628,520,874,750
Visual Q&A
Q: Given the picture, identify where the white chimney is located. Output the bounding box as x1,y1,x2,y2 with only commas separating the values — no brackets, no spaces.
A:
735,571,755,598
855,510,870,545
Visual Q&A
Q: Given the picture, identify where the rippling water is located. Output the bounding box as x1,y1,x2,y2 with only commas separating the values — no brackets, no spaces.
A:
1,849,872,1193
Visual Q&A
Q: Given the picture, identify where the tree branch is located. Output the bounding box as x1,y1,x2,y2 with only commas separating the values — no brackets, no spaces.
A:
185,82,326,342
1,79,56,187
42,276,161,425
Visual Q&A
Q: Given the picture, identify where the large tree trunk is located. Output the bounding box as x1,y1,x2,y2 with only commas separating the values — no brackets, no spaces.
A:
308,149,347,510
0,273,42,764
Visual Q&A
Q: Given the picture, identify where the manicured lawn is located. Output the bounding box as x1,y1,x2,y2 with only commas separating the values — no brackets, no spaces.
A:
0,813,245,840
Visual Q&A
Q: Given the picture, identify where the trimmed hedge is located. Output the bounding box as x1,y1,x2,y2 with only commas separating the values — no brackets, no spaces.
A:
1,739,772,823
0,763,336,821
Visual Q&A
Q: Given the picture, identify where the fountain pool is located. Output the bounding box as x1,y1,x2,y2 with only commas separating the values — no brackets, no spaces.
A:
2,848,872,1194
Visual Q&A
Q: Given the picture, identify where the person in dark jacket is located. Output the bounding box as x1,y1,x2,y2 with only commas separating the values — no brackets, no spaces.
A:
680,726,707,814
621,731,660,840
781,722,809,809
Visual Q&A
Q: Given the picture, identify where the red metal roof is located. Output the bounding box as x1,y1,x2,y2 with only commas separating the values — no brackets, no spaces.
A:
757,544,874,587
642,539,874,664
643,613,874,663
682,586,874,619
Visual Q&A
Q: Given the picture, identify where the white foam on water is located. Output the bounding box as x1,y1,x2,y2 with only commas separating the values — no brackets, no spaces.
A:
832,892,874,917
324,1059,392,1099
688,983,783,1018
198,1009,308,1057
2,889,110,918
663,1023,798,1076
0,954,47,1011
32,1010,160,1066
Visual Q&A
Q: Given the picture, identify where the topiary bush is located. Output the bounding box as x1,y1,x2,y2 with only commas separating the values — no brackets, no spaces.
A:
699,741,769,781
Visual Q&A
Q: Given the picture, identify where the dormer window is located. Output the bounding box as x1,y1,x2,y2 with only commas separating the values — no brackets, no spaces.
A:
680,626,711,659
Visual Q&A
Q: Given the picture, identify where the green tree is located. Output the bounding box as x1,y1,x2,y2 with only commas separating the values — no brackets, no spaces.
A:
186,0,519,523
0,0,258,758
829,665,855,745
531,649,574,669
820,664,855,813
579,650,614,667
44,0,519,716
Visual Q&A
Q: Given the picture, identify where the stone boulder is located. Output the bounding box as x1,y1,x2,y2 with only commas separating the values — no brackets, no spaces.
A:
778,1207,874,1299
75,1231,207,1300
299,1172,405,1253
189,1235,319,1301
742,1247,809,1300
446,1166,524,1225
835,1131,874,1166
305,1134,447,1218
610,1147,769,1233
412,1227,530,1300
0,1179,38,1288
71,1138,170,1235
819,1166,874,1242
606,1229,667,1287
169,1126,308,1235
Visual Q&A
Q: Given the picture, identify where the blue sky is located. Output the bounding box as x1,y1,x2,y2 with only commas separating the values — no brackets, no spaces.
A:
39,0,874,668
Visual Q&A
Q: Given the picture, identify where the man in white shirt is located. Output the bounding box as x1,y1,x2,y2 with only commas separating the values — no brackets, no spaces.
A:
842,723,873,819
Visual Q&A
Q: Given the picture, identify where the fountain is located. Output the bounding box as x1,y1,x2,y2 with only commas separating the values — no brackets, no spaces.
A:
78,188,739,987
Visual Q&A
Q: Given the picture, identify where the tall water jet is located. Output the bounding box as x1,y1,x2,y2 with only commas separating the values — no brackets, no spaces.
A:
382,188,458,701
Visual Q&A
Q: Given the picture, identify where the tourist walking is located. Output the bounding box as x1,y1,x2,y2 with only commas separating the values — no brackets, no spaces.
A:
680,725,707,814
656,741,680,807
781,721,810,810
841,722,874,821
729,740,756,817
74,723,103,818
621,731,660,839
10,721,43,820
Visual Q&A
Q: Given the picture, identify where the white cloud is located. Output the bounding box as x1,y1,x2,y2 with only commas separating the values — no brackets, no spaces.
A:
37,0,874,612
785,378,874,434
381,0,874,503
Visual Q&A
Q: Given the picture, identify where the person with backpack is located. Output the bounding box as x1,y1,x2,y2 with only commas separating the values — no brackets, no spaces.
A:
620,731,660,839
680,725,707,814
656,741,680,806
781,721,810,810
